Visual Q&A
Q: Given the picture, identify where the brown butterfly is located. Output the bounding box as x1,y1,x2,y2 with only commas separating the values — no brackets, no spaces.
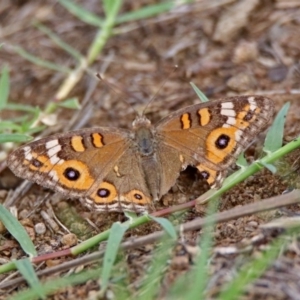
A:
7,95,274,212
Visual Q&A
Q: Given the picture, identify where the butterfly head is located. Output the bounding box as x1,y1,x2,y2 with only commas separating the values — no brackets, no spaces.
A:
132,115,152,130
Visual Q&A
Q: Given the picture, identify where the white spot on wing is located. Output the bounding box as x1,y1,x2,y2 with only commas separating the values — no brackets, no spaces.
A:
50,155,60,165
221,102,234,109
46,143,63,166
49,170,58,182
46,139,59,149
47,144,61,157
23,146,32,161
235,129,243,141
221,109,236,117
57,158,65,165
226,116,236,125
247,96,257,111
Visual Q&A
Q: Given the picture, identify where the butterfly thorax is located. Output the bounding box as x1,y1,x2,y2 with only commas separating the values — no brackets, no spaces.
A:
132,115,156,156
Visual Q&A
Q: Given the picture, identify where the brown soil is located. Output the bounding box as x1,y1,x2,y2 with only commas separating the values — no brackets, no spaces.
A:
1,0,300,299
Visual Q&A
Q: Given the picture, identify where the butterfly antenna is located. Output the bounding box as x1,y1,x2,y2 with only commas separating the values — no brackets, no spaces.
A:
142,65,178,116
96,73,139,115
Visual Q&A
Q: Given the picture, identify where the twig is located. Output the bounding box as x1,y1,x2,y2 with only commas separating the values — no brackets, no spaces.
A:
121,190,300,249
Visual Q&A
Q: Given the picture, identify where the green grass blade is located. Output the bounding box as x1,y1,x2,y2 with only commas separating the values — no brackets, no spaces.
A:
103,0,117,15
59,0,174,27
0,205,36,257
58,0,103,26
185,200,217,299
116,2,174,24
9,267,101,300
236,152,248,168
11,45,71,73
24,125,46,135
34,22,83,61
21,109,42,132
0,66,9,110
259,161,277,174
0,121,22,131
167,200,218,299
190,82,209,102
86,0,122,64
5,103,40,113
14,259,45,299
100,222,129,293
58,97,81,109
0,133,32,143
138,238,173,299
0,262,16,275
149,216,177,239
44,98,80,115
53,0,123,99
264,102,290,153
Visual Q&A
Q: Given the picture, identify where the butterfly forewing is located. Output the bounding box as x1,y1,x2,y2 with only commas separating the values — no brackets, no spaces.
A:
156,96,274,188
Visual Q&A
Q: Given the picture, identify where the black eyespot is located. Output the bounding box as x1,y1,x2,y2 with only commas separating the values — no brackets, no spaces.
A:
97,188,110,198
243,111,254,121
32,159,43,168
63,167,80,181
134,193,143,200
215,134,230,149
200,171,210,179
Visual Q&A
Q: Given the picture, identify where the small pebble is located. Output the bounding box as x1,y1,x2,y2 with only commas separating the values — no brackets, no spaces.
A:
20,218,33,227
35,222,46,235
226,72,256,92
46,259,61,267
247,221,258,228
19,209,29,220
61,233,78,247
233,41,258,64
268,64,288,82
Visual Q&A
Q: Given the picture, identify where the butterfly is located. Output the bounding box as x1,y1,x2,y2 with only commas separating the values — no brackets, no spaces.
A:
7,95,274,212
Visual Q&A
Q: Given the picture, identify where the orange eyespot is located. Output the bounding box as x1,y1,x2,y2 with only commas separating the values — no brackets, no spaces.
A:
91,182,117,204
125,190,151,204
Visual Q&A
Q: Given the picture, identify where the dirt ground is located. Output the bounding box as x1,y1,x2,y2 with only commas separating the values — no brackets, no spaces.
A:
1,0,300,299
